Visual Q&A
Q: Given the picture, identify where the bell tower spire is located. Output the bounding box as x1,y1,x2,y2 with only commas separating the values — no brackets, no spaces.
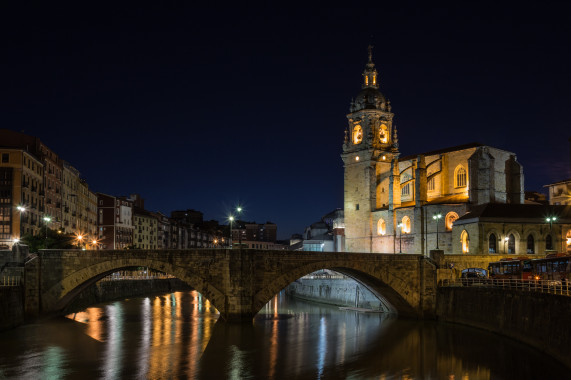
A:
362,45,379,89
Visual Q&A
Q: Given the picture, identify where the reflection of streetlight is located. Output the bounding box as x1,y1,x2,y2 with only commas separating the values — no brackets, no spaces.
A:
228,216,234,249
433,213,442,249
397,223,403,253
43,216,52,248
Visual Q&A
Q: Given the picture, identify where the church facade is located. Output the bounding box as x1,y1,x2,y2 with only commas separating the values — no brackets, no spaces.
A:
341,48,526,255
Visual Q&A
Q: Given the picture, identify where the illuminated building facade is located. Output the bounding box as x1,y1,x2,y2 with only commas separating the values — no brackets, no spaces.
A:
342,48,525,254
0,148,45,248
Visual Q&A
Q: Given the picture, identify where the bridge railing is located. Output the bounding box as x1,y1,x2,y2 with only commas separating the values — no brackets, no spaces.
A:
100,270,175,282
439,278,571,297
0,276,22,287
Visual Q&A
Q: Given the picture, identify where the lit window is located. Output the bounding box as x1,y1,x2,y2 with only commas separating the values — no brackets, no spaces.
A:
379,124,388,144
455,165,467,188
353,125,363,144
461,230,469,253
377,219,386,235
445,212,458,231
401,216,411,234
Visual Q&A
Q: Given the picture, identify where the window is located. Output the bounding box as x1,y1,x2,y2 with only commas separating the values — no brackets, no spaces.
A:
546,234,553,250
508,234,515,254
401,183,410,196
488,233,497,253
355,204,359,211
461,230,469,253
401,216,411,234
1,153,8,163
454,165,467,188
377,219,386,235
527,234,535,254
445,212,459,231
353,125,363,144
427,177,435,191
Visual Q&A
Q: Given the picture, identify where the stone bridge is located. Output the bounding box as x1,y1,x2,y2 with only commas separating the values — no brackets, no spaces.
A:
23,249,439,322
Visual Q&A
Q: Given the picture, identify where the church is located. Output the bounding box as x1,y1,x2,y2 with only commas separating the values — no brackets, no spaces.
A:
341,47,534,255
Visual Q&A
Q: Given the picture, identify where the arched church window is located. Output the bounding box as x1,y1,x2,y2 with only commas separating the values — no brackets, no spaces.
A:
454,165,467,188
445,212,459,231
527,234,535,254
401,216,411,234
508,234,515,254
379,123,388,144
546,234,553,250
461,230,469,253
353,125,363,144
377,219,386,235
488,233,497,253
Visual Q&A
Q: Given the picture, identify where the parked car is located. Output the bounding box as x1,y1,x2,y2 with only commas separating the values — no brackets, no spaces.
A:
461,268,488,286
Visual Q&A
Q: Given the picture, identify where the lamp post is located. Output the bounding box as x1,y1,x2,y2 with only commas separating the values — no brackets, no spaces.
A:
228,215,234,249
433,213,442,249
76,234,84,249
236,206,243,246
546,216,558,252
504,236,509,254
43,216,51,248
16,205,26,242
397,223,403,253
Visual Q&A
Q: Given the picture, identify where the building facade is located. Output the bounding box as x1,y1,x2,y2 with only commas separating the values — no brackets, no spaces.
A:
342,49,524,254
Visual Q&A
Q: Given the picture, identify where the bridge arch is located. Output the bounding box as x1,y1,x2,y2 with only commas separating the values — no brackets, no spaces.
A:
252,260,418,318
42,257,227,317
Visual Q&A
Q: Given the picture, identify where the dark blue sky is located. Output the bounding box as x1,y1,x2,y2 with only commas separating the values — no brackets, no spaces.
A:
2,3,570,239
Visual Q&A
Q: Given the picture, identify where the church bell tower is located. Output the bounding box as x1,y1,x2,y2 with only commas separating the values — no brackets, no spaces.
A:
341,46,399,252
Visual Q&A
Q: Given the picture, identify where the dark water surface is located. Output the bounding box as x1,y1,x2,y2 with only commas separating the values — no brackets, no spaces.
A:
0,290,569,379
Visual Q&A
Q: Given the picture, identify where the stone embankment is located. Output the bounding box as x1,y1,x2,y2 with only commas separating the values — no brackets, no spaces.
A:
286,275,389,311
436,286,571,369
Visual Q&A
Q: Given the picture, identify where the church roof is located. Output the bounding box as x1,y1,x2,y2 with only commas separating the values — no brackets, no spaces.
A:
399,142,484,161
544,178,571,186
455,203,571,224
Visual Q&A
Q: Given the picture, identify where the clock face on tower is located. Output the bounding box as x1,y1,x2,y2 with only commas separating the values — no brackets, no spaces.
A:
353,125,363,144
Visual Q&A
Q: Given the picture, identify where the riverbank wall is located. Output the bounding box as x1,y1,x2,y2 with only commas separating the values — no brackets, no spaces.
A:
286,277,388,311
436,287,571,369
0,287,24,331
0,278,191,331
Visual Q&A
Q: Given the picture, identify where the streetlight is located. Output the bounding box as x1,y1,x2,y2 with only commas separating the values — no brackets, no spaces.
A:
91,239,99,250
236,206,243,247
43,216,51,248
504,236,509,254
228,215,234,249
433,213,442,250
398,223,404,253
76,234,84,249
16,205,26,242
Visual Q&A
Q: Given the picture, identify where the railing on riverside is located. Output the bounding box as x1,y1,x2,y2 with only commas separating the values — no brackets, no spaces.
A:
439,278,571,296
100,269,175,282
301,274,346,280
0,276,22,287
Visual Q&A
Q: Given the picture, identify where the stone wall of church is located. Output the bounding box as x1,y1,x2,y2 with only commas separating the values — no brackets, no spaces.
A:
452,222,571,255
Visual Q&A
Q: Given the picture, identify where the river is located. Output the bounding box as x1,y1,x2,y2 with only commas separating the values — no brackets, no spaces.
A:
0,290,569,379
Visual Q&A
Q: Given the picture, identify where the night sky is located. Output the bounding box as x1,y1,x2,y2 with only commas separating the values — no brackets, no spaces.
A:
2,3,570,239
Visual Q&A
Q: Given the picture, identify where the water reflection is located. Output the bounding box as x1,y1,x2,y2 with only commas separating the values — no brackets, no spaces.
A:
0,290,568,379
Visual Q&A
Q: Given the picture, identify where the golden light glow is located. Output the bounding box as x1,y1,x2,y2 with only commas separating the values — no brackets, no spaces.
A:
445,212,459,231
379,123,388,143
401,216,411,234
461,230,469,253
353,125,363,144
377,219,386,235
355,156,360,161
